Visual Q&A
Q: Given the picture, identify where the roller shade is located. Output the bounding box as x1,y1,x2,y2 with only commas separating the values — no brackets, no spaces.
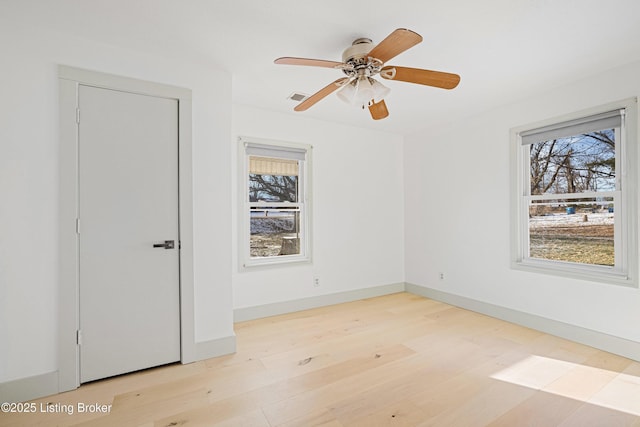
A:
249,156,299,176
520,109,623,145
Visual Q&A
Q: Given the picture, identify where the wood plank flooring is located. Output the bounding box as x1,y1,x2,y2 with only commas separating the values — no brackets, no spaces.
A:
2,292,640,426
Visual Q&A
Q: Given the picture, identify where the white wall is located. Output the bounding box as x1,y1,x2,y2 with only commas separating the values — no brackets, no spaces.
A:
0,20,234,383
404,59,640,344
232,105,405,310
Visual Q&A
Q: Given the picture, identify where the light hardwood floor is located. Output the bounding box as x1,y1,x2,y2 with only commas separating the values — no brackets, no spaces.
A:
2,292,640,426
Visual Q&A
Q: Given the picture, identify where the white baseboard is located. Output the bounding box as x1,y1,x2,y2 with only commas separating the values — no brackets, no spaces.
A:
1,336,237,404
195,334,237,361
0,371,59,403
234,283,405,322
405,282,640,362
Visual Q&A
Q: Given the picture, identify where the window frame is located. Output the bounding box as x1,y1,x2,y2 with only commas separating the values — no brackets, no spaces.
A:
510,98,638,286
239,136,312,268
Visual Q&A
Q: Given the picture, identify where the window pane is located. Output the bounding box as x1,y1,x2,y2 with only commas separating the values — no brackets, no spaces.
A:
528,199,614,266
529,130,615,195
249,156,299,203
250,208,301,258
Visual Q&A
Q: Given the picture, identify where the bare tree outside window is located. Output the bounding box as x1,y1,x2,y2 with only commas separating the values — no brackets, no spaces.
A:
250,174,298,203
530,130,615,196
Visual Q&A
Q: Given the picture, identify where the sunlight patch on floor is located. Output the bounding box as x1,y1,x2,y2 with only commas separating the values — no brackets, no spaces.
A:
491,355,640,416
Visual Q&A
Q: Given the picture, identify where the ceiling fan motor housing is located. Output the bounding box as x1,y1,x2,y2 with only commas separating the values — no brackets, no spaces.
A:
341,38,383,78
341,38,373,63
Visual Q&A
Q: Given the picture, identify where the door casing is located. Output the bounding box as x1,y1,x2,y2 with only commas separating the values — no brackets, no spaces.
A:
58,65,196,392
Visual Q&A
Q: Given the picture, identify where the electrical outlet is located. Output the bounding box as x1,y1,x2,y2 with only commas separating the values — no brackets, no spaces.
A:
313,278,320,287
439,272,445,280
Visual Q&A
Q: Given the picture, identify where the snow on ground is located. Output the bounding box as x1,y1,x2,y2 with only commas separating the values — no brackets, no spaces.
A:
250,217,295,234
529,212,614,229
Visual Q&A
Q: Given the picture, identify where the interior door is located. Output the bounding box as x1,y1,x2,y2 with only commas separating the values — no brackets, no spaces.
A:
78,85,181,383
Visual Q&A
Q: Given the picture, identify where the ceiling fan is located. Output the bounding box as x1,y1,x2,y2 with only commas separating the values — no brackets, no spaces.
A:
274,28,460,120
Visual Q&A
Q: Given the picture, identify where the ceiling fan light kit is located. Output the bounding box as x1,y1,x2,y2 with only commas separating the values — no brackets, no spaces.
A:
275,28,460,120
336,76,390,109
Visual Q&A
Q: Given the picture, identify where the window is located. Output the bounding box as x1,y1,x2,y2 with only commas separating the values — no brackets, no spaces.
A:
511,99,637,285
240,137,311,267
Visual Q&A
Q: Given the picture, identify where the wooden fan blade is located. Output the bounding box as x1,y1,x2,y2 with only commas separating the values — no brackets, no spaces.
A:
369,99,389,120
275,57,343,69
380,66,460,89
294,78,349,111
367,29,422,63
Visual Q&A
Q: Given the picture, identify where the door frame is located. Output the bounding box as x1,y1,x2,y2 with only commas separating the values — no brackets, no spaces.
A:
58,65,196,392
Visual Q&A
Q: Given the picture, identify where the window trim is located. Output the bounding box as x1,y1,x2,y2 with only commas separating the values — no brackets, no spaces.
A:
239,136,312,269
510,98,638,286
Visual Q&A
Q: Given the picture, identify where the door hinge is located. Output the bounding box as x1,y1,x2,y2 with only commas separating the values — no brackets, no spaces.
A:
76,330,82,345
75,108,80,124
76,218,81,234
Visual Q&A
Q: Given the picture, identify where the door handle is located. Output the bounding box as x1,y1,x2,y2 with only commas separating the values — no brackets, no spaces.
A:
153,240,175,249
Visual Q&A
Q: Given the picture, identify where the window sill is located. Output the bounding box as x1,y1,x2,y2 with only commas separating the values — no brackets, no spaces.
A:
512,258,636,288
242,255,311,271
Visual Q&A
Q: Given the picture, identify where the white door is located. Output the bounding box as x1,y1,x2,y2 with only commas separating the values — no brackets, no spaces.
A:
78,85,181,383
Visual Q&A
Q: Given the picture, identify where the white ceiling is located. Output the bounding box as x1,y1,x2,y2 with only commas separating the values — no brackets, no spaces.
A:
11,0,640,135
